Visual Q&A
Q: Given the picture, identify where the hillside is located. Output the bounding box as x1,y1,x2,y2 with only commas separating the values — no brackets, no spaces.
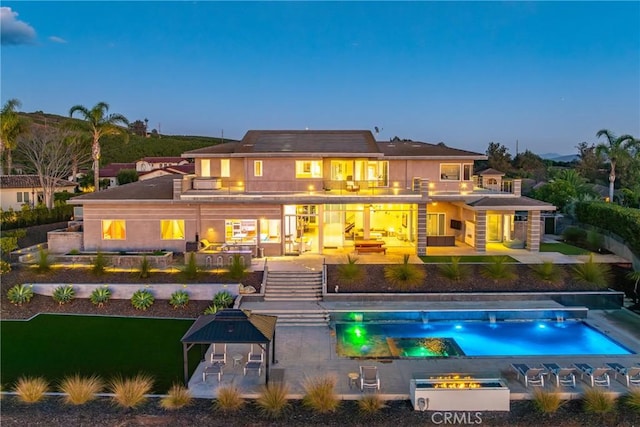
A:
16,111,230,165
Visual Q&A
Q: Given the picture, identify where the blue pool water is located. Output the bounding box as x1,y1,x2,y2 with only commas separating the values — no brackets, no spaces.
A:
335,320,633,358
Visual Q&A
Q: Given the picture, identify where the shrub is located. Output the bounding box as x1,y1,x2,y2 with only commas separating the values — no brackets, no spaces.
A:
383,254,426,290
13,376,49,403
529,261,562,283
7,283,34,306
302,375,339,413
169,289,189,309
138,255,151,279
214,385,244,413
586,230,604,252
532,388,563,414
182,253,199,280
109,374,153,408
92,251,107,276
575,201,640,256
204,304,220,315
572,254,612,288
438,257,471,282
562,226,587,244
358,393,386,415
36,247,51,273
256,383,289,419
582,388,616,414
90,286,112,307
52,284,75,305
226,254,247,281
131,289,155,310
160,384,192,410
68,248,80,255
213,290,234,309
625,388,640,412
481,256,516,282
0,259,11,274
337,255,364,285
58,374,103,405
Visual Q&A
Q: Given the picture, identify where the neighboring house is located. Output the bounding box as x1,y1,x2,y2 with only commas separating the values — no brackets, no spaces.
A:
98,163,137,189
68,130,555,255
136,157,190,172
138,163,195,181
1,175,76,211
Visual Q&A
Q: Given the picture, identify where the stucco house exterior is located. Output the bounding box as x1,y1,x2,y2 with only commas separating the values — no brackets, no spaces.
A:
67,130,555,256
1,175,76,211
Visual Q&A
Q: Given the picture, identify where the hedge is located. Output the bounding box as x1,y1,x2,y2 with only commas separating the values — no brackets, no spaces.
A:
575,201,640,256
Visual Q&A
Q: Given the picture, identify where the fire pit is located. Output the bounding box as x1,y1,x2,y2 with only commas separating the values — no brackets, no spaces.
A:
410,374,510,411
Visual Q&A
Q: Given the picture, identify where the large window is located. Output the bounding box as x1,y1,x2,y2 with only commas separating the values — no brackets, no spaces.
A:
102,220,126,240
427,213,445,236
224,219,257,243
295,160,322,178
254,161,263,177
201,159,211,177
160,220,185,240
259,219,281,242
221,159,230,177
440,164,460,181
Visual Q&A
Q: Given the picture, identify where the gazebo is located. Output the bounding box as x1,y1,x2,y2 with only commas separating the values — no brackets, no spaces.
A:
180,309,278,384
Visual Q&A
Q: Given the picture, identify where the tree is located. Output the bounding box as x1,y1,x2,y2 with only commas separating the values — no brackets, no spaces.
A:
531,169,595,213
60,122,92,183
17,124,76,209
512,150,547,181
485,142,513,174
116,168,138,185
128,119,148,137
0,98,28,175
575,141,604,183
595,129,637,203
69,102,129,191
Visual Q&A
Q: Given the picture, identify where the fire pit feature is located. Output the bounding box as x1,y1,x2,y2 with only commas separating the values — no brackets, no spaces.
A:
410,374,510,411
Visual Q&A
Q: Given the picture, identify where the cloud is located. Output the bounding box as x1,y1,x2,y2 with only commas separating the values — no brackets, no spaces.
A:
1,7,37,45
49,36,67,44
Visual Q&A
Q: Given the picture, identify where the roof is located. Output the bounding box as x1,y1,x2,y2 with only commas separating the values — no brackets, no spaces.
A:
377,140,485,159
139,157,187,163
477,168,505,176
466,196,556,210
138,163,195,178
181,309,277,344
70,175,176,202
0,175,76,189
98,163,136,177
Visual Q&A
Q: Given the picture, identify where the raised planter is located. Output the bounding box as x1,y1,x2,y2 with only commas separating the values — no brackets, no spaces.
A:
53,252,173,269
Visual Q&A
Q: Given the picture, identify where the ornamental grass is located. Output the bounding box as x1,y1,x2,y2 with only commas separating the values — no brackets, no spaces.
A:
58,374,104,405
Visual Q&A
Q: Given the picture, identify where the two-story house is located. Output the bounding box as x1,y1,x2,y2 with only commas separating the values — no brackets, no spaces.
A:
67,130,554,256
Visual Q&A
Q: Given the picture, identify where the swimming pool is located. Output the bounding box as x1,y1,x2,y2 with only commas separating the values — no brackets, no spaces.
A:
335,320,633,358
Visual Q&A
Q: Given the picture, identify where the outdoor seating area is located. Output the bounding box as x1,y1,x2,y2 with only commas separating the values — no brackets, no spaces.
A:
574,363,611,387
542,363,576,388
511,362,639,389
511,363,545,387
606,362,640,387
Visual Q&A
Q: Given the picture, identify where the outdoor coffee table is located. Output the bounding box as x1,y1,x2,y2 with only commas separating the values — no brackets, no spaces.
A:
232,353,243,367
348,372,359,389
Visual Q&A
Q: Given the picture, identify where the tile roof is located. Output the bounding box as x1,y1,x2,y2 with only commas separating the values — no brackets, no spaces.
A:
139,156,187,163
377,140,485,158
1,175,76,189
99,163,136,177
466,196,555,210
477,168,505,176
70,175,175,202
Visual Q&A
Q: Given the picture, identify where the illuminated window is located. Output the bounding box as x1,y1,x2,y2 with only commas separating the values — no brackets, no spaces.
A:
102,220,126,240
295,160,322,178
259,219,281,242
427,213,445,236
201,159,211,177
160,220,185,240
254,161,263,177
440,164,460,181
221,159,230,177
224,219,257,243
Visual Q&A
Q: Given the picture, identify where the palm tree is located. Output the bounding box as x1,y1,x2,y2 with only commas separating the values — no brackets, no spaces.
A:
0,98,27,175
595,129,637,203
69,102,129,191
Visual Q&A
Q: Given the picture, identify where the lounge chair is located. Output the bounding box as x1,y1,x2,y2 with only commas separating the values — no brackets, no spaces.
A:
202,362,224,382
543,363,576,388
511,363,545,387
606,363,640,387
210,343,226,365
359,365,380,392
574,363,611,387
244,344,264,376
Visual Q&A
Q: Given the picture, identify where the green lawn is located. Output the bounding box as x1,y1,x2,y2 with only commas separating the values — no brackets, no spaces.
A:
419,255,518,263
540,242,591,255
1,314,201,392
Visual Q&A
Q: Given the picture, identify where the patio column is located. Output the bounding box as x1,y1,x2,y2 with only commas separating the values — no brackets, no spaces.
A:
475,210,487,253
526,210,541,252
417,203,427,256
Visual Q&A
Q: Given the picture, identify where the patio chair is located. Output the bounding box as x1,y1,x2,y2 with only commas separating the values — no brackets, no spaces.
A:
543,363,576,388
210,343,227,364
511,363,545,387
345,176,360,192
244,344,264,376
606,363,640,387
574,363,611,387
359,365,380,392
202,362,224,382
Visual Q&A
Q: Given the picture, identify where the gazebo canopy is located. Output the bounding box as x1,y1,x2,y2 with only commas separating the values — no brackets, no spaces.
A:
181,309,277,344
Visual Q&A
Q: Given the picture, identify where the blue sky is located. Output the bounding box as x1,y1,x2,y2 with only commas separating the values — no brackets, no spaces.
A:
2,1,639,155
